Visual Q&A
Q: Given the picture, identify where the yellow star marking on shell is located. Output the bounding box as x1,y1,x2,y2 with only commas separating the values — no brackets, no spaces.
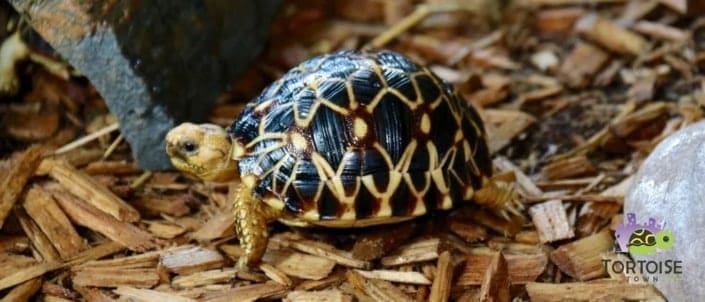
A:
454,130,464,143
231,140,246,158
290,132,308,150
440,195,453,209
463,140,473,162
464,186,475,200
420,113,431,134
353,117,368,138
264,195,285,210
242,174,257,188
254,99,274,113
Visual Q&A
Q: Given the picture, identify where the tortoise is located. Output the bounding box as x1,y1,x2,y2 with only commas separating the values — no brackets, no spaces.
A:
628,229,674,255
165,50,518,268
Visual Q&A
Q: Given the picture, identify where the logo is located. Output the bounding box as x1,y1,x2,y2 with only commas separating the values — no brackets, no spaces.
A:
603,213,682,284
615,213,674,255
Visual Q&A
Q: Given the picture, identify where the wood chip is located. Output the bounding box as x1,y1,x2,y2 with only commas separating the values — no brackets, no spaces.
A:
526,279,665,302
633,20,688,42
83,160,138,175
429,251,453,302
147,221,187,239
353,269,431,285
0,145,45,228
113,286,196,302
76,249,162,269
23,186,86,259
201,281,289,302
351,223,416,260
519,85,563,103
541,155,596,180
296,271,346,291
478,252,510,302
285,289,352,302
468,87,509,107
131,193,191,217
659,0,687,14
449,220,487,243
53,123,119,155
260,262,294,286
171,268,236,288
575,13,649,56
515,230,541,245
493,157,543,198
0,278,42,302
529,200,575,243
73,268,160,288
0,236,29,254
468,210,524,237
73,287,115,302
190,211,235,241
559,42,609,88
345,271,412,302
14,207,61,262
610,102,670,138
483,109,536,153
274,237,371,269
518,0,626,6
380,238,440,267
535,7,584,33
457,251,548,285
0,242,123,291
550,230,612,280
263,249,337,280
161,246,225,275
48,161,140,222
50,188,155,252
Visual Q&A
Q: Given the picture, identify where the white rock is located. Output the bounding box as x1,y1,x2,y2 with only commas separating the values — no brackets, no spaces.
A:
625,120,705,300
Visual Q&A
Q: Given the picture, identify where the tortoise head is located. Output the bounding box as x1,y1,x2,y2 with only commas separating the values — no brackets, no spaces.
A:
165,123,239,182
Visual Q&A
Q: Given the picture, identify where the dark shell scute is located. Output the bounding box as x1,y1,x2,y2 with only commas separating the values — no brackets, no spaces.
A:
376,51,418,71
373,92,414,163
317,79,350,107
317,186,340,219
351,69,384,104
361,149,391,175
430,98,456,154
310,106,350,169
262,104,294,133
383,69,417,101
391,180,413,216
414,74,442,102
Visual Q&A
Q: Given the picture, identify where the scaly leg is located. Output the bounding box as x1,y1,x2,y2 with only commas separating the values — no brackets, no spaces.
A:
233,183,280,269
473,176,522,219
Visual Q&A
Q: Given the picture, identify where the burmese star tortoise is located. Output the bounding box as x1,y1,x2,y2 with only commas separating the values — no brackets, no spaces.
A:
165,50,518,268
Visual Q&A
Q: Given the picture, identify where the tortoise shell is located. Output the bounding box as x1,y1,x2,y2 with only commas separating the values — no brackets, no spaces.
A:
229,50,491,222
628,229,657,247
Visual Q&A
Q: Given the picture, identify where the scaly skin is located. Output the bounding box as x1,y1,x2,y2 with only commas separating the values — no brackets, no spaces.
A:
233,179,280,269
166,123,283,268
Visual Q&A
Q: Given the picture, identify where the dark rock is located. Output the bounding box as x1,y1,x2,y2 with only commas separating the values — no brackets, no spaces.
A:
8,0,281,169
625,120,705,301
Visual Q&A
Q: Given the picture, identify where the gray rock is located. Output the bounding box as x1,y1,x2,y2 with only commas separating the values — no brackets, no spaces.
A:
8,0,281,169
625,120,705,301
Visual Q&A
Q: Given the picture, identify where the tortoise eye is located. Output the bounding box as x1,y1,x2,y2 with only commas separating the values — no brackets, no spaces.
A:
182,141,198,153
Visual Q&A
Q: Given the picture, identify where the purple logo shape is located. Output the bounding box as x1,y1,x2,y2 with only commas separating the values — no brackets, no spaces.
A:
615,213,664,253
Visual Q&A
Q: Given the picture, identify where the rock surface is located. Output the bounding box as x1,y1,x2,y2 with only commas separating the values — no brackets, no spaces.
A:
8,0,281,169
625,120,705,300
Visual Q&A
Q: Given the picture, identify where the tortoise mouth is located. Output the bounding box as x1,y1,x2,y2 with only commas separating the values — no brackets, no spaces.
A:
167,152,206,176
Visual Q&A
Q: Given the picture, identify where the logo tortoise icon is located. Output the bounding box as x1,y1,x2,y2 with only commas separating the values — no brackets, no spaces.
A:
615,213,674,255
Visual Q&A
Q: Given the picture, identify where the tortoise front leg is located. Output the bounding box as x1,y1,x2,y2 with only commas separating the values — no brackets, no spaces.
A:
233,183,280,269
